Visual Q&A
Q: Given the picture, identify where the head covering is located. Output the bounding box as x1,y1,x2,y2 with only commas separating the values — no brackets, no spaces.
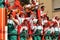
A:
33,19,38,24
36,2,39,5
25,4,31,8
14,0,23,10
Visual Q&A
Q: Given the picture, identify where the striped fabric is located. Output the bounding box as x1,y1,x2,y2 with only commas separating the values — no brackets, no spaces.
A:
0,0,5,40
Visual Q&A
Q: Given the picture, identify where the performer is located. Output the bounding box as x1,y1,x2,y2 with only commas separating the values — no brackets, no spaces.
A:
53,22,59,40
7,13,19,40
44,21,53,40
33,20,43,40
16,11,25,24
25,5,32,17
58,23,60,40
20,19,28,40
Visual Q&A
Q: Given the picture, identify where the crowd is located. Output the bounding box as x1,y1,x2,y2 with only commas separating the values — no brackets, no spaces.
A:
5,0,60,40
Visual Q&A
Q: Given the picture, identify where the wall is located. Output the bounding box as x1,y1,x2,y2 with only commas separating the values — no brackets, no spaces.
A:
39,0,60,19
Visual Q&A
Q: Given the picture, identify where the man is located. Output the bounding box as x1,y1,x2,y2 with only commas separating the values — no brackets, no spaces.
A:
44,21,55,40
52,16,59,27
16,11,25,24
7,13,19,40
20,19,28,40
25,4,32,17
33,20,43,40
53,22,59,40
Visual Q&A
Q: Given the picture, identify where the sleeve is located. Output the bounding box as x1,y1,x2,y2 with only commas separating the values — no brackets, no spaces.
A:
30,19,34,30
20,27,23,33
41,26,43,34
44,28,48,34
16,14,21,24
15,19,19,25
16,14,20,20
33,27,37,33
44,28,48,32
51,27,54,33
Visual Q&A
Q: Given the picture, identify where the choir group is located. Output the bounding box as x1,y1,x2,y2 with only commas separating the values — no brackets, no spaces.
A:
5,0,60,40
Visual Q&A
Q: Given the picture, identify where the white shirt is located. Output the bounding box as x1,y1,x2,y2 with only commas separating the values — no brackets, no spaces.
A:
34,26,43,33
54,27,59,31
42,20,48,25
20,26,28,33
7,19,19,31
59,27,60,32
41,11,45,16
7,19,15,25
51,27,54,33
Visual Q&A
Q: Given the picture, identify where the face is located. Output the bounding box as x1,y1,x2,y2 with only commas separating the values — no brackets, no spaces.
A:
23,20,28,26
41,7,44,11
25,8,31,13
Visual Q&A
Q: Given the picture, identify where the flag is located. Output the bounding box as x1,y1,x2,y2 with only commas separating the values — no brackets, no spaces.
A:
0,0,5,40
14,0,23,10
17,25,21,40
37,9,41,20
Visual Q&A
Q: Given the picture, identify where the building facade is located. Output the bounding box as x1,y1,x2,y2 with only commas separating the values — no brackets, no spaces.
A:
39,0,60,19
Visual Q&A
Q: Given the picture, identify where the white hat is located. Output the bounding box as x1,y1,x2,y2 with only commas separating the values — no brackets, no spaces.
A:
36,2,39,5
25,4,31,8
33,19,38,23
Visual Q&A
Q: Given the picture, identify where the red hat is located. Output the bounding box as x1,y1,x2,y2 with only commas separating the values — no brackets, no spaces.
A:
47,21,51,26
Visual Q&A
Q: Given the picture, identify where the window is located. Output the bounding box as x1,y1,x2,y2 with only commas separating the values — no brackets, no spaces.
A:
53,0,60,11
